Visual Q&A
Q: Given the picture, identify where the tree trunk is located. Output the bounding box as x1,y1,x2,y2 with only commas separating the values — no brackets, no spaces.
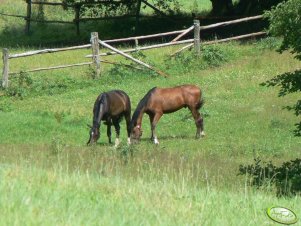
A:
210,0,233,16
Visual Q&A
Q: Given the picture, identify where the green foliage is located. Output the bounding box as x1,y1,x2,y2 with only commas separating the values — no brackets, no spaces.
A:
265,0,301,60
239,157,301,196
167,45,229,74
105,51,158,82
4,72,33,99
167,50,204,73
201,45,229,67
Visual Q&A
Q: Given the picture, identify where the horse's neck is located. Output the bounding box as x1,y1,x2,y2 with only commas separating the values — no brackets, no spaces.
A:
135,106,146,126
94,103,105,126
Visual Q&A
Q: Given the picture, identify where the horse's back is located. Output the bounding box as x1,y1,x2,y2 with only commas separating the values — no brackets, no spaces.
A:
106,90,131,115
148,84,202,113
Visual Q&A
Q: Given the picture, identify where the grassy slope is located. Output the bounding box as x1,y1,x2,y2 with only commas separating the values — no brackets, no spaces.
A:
0,42,300,225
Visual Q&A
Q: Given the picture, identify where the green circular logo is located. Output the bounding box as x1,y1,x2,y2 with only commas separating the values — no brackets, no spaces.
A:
267,206,298,225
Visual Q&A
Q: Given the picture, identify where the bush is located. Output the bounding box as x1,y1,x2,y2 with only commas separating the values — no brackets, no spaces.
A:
202,45,229,67
239,157,301,196
167,45,229,74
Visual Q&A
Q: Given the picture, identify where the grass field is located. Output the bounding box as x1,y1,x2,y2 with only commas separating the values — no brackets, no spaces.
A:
0,0,301,225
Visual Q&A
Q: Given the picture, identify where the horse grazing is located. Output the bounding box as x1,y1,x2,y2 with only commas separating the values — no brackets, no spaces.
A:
130,84,205,144
87,90,131,146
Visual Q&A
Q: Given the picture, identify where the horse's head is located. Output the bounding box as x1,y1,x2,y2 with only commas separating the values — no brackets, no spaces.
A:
87,124,100,145
130,124,143,143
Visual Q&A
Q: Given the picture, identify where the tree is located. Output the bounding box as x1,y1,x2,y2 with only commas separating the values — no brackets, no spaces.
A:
263,0,301,136
234,0,284,15
210,0,233,16
265,0,301,60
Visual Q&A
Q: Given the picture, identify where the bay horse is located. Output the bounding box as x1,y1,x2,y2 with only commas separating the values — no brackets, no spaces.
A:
130,84,205,144
87,90,131,146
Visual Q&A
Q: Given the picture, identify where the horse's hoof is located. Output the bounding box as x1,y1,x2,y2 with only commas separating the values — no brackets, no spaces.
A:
114,138,120,148
196,132,205,139
153,137,159,145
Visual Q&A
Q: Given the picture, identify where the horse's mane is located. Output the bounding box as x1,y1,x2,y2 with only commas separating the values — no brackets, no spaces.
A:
93,93,108,127
131,87,156,127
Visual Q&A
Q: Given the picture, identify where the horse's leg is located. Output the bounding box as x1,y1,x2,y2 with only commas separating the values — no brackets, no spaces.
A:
150,112,162,144
106,120,112,144
125,111,131,145
189,107,205,139
148,113,155,141
112,119,121,147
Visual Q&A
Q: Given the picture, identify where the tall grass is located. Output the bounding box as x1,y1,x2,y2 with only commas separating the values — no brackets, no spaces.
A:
0,151,300,225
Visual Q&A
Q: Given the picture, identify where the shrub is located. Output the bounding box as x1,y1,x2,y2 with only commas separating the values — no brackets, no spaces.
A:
239,157,301,196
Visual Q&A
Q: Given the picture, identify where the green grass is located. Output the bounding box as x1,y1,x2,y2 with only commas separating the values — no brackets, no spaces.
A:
0,40,300,225
0,162,300,226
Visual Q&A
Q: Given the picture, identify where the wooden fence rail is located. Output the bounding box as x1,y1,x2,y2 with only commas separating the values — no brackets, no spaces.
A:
9,44,91,59
199,15,263,31
85,39,194,57
171,31,266,56
9,62,93,75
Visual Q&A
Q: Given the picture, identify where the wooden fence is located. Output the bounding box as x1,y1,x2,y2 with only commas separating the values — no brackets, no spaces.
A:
1,15,266,88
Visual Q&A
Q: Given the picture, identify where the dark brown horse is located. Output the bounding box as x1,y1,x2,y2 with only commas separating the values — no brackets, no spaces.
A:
87,90,131,146
130,84,205,144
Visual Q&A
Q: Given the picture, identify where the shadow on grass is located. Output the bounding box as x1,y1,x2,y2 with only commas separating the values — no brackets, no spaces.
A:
238,157,301,197
261,70,301,136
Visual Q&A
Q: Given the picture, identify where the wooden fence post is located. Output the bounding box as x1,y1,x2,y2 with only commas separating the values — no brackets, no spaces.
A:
91,32,101,78
135,38,139,51
194,20,200,56
25,0,32,34
2,48,9,88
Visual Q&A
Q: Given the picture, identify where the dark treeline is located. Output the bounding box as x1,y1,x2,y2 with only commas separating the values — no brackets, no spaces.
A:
210,0,285,16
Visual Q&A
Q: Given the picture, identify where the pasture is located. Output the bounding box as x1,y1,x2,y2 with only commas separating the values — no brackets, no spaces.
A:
1,0,301,225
